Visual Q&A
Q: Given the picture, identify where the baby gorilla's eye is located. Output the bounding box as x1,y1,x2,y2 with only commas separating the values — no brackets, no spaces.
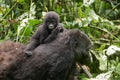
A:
47,22,50,25
52,21,56,25
51,19,56,24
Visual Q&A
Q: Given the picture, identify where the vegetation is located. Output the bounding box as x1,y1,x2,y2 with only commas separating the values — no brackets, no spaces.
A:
0,0,120,80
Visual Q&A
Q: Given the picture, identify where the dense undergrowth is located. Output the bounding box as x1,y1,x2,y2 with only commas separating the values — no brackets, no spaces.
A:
0,0,120,80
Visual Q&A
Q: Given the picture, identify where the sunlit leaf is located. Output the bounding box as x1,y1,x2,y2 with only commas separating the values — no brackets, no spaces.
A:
13,0,24,3
90,71,112,80
106,45,120,56
83,0,94,7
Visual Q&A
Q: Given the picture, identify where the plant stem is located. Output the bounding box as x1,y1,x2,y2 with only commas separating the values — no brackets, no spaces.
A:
2,1,18,19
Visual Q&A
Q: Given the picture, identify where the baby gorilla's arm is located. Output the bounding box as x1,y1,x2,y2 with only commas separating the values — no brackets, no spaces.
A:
44,27,60,43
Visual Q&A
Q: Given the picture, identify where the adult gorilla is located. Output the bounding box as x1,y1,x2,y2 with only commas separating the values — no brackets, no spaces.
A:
13,29,92,80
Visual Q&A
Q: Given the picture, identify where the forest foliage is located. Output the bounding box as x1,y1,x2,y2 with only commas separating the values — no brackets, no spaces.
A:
0,0,120,80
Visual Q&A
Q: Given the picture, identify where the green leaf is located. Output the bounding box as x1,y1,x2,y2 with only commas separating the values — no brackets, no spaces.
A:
28,19,40,26
96,44,106,51
115,63,120,75
13,0,24,3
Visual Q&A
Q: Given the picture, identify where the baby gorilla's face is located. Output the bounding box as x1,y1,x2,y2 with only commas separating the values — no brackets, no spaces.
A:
44,11,59,30
46,18,57,30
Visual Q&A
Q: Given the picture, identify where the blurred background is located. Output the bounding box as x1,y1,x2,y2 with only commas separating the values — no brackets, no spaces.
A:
0,0,120,80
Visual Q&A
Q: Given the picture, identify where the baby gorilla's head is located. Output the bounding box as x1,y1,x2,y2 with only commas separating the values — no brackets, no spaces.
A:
44,11,60,30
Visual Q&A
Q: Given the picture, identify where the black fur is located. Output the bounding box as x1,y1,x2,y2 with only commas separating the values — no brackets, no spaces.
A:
0,29,92,80
12,29,92,80
25,11,64,56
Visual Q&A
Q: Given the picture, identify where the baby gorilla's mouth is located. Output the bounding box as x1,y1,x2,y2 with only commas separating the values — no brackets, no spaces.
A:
49,24,55,29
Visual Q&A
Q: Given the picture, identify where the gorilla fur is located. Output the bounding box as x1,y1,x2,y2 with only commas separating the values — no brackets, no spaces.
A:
0,41,26,80
0,29,92,80
25,11,64,56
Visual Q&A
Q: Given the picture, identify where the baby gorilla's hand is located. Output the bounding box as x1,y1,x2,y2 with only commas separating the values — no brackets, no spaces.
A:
44,27,61,44
51,27,61,35
57,23,64,32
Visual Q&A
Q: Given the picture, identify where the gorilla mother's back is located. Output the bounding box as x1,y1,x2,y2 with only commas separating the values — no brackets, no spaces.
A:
0,29,92,80
13,29,92,80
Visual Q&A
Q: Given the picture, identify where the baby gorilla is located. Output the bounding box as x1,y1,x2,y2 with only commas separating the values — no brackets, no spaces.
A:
13,29,92,80
25,11,64,56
